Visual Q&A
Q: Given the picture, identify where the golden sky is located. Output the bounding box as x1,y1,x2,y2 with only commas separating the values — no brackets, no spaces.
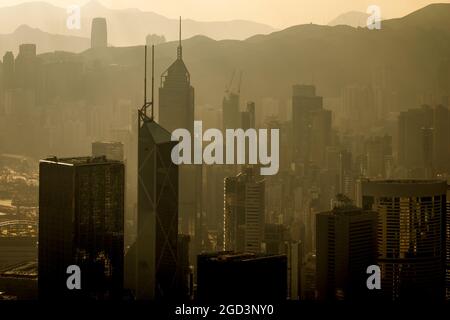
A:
1,0,449,28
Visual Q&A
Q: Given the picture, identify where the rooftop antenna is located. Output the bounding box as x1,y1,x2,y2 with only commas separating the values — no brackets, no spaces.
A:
140,44,155,121
177,16,182,60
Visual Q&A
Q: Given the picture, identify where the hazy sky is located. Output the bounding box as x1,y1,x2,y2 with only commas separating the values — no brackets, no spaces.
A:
1,0,449,28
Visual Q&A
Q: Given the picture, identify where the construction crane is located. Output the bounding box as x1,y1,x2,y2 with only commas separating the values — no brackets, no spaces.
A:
225,69,236,95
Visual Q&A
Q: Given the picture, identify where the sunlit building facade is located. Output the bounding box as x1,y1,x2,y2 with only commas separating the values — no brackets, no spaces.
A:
361,180,447,301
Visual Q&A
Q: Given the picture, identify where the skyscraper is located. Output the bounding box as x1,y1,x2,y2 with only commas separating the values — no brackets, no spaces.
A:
365,135,392,178
292,85,331,167
222,91,240,130
361,180,447,301
158,19,202,249
15,44,38,90
240,101,256,130
398,105,433,175
136,114,179,300
91,18,108,49
224,167,265,253
316,204,377,301
2,52,14,90
39,156,124,299
159,18,194,134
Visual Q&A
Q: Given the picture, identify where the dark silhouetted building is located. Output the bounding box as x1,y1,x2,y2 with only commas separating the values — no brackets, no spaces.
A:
292,85,331,167
240,101,256,130
396,105,449,177
197,252,287,302
2,52,14,90
39,156,124,300
15,44,39,91
361,180,447,301
223,91,240,130
177,234,192,300
91,18,108,49
316,205,377,301
136,113,178,300
365,135,392,179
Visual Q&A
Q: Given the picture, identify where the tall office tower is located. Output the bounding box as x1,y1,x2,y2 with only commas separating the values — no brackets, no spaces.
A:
2,52,14,90
292,85,331,167
92,141,124,161
176,234,192,300
204,165,236,251
361,180,447,301
398,105,433,171
421,127,434,178
224,167,265,253
338,150,354,199
222,91,240,130
91,18,108,49
398,105,450,177
240,101,256,130
159,19,193,134
316,205,377,301
437,59,450,105
433,105,450,173
158,20,201,244
365,135,392,178
136,109,179,300
286,241,303,300
15,44,38,91
197,252,287,302
39,157,124,300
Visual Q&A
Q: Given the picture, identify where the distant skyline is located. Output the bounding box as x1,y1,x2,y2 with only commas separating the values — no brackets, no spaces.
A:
0,0,449,28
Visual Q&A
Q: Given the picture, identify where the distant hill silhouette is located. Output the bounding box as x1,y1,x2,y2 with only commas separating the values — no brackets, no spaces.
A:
328,11,370,28
0,0,275,46
51,3,448,110
0,25,90,56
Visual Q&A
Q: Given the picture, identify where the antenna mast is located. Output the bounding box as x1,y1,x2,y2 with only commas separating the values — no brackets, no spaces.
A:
151,44,154,119
144,45,147,105
177,16,182,60
140,44,155,121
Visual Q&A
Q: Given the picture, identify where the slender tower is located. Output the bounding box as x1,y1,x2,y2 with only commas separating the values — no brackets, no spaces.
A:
159,18,202,253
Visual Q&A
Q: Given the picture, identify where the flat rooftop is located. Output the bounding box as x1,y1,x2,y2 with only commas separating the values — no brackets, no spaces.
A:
40,156,122,166
201,251,286,263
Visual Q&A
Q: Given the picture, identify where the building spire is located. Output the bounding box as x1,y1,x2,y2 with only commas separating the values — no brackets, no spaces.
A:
177,16,182,60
